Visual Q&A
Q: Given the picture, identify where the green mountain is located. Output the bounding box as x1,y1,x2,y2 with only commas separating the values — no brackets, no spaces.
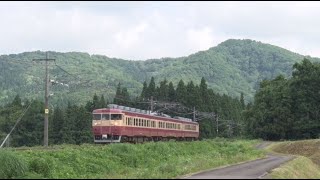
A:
0,39,318,106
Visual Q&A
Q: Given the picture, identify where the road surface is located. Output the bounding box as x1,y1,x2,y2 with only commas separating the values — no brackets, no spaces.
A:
181,142,294,179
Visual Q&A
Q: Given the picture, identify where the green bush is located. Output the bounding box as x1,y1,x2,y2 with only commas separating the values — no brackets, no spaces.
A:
0,150,28,179
28,157,53,178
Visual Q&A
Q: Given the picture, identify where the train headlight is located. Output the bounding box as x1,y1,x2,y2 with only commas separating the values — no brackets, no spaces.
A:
102,135,108,140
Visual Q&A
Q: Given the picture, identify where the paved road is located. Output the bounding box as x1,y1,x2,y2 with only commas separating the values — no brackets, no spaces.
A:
181,142,294,179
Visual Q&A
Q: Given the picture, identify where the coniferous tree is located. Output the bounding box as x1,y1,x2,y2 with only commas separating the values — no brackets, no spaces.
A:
51,107,64,144
176,80,186,104
146,77,156,99
140,81,148,100
168,81,176,102
99,95,106,108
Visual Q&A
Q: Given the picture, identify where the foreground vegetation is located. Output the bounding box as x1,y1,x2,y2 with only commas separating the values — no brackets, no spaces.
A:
0,139,264,179
268,139,320,179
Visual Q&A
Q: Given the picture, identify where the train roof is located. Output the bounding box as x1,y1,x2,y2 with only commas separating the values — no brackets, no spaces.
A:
93,104,198,124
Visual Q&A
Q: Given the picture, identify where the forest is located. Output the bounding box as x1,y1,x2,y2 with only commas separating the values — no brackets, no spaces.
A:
244,58,320,140
0,77,245,147
1,39,319,107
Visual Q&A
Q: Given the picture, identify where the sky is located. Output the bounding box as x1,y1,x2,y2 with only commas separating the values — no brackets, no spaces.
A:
0,1,320,60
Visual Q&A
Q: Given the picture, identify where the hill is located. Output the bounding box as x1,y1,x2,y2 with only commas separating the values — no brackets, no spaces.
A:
0,39,318,106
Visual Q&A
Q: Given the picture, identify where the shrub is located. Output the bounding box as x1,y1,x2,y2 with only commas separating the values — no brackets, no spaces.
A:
0,150,28,179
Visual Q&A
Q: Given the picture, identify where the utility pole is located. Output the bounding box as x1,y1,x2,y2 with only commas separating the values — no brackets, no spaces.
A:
150,96,154,112
216,114,219,137
193,107,196,121
33,52,55,147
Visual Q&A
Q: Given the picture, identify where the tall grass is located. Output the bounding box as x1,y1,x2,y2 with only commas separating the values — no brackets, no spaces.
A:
0,150,28,179
7,139,264,179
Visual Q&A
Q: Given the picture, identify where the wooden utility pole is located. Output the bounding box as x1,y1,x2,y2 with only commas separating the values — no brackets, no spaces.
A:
193,107,196,121
33,52,55,147
216,114,219,137
150,96,154,112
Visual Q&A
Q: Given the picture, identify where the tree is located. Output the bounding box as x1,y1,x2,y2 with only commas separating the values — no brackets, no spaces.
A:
92,93,99,109
51,107,64,144
176,80,186,104
140,81,148,100
159,78,169,101
168,81,176,102
11,95,22,108
146,77,156,99
99,95,106,108
240,93,245,109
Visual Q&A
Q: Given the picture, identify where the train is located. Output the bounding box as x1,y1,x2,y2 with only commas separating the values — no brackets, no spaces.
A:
92,104,199,143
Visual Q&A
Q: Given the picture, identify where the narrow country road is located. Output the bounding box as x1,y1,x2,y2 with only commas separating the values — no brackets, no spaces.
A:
181,142,294,179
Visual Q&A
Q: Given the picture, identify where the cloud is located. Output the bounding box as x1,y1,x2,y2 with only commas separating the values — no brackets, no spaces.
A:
114,22,149,49
186,27,215,52
0,2,319,59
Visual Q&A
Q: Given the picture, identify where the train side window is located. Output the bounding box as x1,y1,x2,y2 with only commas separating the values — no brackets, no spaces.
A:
101,114,110,120
111,114,122,120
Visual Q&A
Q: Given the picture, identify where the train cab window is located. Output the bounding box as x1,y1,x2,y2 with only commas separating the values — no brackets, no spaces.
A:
102,114,110,120
93,114,102,120
111,114,122,120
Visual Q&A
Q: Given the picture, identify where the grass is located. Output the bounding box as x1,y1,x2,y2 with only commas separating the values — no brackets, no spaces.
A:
270,156,320,179
0,150,28,179
1,139,265,179
267,139,320,179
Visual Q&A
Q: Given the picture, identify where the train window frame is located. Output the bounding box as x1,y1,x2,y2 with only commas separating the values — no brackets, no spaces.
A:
111,114,122,120
93,114,102,120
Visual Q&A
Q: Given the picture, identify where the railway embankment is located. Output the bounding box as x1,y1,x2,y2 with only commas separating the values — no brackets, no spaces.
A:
266,139,320,179
0,139,265,179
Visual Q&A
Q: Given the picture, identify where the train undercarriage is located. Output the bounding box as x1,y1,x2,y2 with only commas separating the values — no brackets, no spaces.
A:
94,134,197,144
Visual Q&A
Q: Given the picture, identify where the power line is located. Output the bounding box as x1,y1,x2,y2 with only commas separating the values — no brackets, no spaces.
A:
0,100,34,148
32,52,55,147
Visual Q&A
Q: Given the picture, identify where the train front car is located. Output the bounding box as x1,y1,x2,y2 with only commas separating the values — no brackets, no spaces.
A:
92,108,124,143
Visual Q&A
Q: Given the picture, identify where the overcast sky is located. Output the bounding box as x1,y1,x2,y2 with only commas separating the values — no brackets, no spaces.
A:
1,1,319,60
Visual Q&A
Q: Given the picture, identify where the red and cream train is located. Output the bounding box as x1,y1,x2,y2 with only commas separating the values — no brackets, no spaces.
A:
92,104,199,143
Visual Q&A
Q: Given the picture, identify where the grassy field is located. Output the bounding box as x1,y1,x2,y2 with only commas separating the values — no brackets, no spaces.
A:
267,139,320,179
0,139,265,179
